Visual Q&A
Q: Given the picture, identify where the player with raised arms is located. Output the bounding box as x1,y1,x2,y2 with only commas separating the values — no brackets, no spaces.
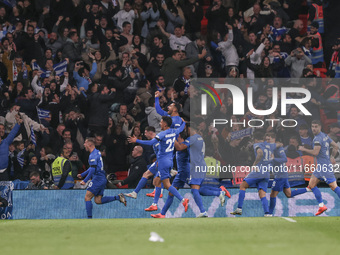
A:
128,116,189,214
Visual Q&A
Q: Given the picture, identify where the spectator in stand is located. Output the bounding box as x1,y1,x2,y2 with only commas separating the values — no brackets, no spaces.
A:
158,22,190,51
113,1,136,34
62,31,82,70
183,0,204,40
206,0,228,35
26,171,48,189
162,49,206,87
116,145,147,188
285,47,312,84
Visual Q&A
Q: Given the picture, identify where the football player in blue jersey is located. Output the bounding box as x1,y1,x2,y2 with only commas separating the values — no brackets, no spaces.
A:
266,133,310,216
125,126,163,212
155,91,183,128
298,120,340,216
150,131,190,218
231,131,278,216
78,138,126,219
128,116,189,216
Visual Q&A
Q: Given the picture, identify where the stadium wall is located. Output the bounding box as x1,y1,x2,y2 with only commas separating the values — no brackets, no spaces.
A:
11,189,340,219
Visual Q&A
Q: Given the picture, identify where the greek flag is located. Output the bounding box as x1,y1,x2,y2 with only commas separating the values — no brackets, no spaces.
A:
37,107,50,121
32,60,68,78
17,148,26,168
30,125,36,146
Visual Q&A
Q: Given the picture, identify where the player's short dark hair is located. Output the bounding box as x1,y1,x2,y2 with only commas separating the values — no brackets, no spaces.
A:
265,132,276,139
311,120,321,126
253,131,265,141
299,124,308,130
145,126,156,133
289,135,299,141
162,116,172,128
172,102,181,113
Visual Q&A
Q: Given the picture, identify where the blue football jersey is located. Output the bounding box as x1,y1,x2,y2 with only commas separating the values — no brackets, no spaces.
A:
176,143,190,174
300,136,313,147
155,97,183,128
313,132,333,165
88,148,106,180
273,146,288,178
253,142,276,167
156,128,182,160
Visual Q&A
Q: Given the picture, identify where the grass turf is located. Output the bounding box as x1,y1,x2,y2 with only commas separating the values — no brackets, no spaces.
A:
2,217,340,255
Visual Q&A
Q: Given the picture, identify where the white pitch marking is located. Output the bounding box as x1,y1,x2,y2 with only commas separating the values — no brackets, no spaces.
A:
281,217,297,223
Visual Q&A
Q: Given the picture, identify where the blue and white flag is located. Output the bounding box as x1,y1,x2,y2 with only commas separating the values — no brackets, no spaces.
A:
17,148,26,168
230,128,253,141
30,125,36,146
32,60,68,78
36,107,50,121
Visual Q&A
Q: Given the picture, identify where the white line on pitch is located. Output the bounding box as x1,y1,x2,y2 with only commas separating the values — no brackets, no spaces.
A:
281,217,297,223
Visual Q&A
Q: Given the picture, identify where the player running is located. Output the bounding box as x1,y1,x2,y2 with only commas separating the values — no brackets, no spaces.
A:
231,132,278,216
78,138,126,219
298,120,340,216
266,133,310,216
128,116,189,213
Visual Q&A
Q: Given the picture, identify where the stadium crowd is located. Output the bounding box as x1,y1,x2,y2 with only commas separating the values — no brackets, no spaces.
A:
0,0,339,190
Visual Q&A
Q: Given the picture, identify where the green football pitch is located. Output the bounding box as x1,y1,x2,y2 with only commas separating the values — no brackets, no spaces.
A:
2,217,340,255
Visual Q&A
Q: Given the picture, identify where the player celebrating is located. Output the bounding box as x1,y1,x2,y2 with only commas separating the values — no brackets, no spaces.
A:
78,138,126,219
125,126,163,212
128,116,189,213
298,120,340,216
266,133,310,216
231,132,278,216
155,91,183,128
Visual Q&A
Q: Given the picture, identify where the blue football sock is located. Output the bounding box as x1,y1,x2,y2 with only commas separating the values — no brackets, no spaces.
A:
85,201,93,218
153,186,162,204
312,187,323,203
161,183,164,189
192,189,205,213
161,195,174,215
168,185,183,201
269,197,276,214
333,187,340,198
261,197,269,214
237,190,246,209
134,177,148,194
101,196,118,204
291,188,308,197
199,186,220,196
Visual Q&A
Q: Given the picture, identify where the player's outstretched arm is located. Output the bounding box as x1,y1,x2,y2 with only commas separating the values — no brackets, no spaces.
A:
298,145,321,156
135,138,158,146
253,148,264,166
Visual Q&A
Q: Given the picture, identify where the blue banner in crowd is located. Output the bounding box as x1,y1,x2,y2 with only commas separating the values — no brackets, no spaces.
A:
12,188,340,219
32,60,68,78
230,128,253,141
0,182,13,220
